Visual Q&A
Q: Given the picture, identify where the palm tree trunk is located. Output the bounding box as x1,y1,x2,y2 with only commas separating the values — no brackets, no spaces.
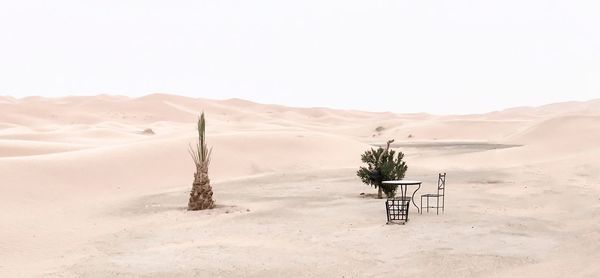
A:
188,164,215,210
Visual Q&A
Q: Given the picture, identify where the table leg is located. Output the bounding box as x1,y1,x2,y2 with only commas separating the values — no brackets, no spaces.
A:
402,185,408,222
411,183,421,213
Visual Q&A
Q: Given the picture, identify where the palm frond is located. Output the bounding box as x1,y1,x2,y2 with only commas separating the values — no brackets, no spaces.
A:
189,143,200,166
189,112,212,167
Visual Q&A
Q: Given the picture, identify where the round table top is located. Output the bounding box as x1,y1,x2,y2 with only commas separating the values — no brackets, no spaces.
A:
382,180,422,185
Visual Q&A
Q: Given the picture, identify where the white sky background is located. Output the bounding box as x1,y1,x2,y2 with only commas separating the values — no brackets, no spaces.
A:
0,1,599,114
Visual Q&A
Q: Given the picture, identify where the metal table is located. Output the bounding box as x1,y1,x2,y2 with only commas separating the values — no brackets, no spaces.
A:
382,180,422,213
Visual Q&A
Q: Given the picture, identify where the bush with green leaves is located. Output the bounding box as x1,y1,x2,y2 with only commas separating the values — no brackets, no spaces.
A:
357,139,408,198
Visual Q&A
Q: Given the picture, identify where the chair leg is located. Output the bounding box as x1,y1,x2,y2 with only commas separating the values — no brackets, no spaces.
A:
420,195,423,214
427,197,429,213
442,195,445,214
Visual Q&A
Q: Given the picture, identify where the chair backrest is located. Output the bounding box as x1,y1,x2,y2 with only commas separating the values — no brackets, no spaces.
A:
438,173,446,195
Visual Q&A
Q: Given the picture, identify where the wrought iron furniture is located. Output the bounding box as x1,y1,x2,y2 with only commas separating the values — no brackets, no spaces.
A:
382,180,422,213
382,180,422,224
420,173,446,214
385,197,411,224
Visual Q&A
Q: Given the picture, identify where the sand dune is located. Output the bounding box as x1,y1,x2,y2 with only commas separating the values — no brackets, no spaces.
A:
0,139,91,157
509,115,600,147
1,95,599,277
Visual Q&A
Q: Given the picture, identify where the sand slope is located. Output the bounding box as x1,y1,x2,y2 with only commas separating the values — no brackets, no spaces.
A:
1,95,599,277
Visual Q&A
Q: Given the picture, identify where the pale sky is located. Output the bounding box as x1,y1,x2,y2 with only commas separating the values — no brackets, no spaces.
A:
0,0,599,114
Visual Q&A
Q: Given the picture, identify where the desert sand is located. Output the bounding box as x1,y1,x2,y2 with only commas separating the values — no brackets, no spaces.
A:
1,94,599,277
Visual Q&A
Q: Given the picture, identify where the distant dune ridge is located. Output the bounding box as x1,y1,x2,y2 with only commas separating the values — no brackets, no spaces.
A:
1,94,599,277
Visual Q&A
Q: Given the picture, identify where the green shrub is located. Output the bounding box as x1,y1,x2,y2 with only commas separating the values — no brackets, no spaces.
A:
357,139,408,198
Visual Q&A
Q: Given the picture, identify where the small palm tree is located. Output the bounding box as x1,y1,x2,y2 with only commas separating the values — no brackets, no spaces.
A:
357,139,408,198
188,112,215,210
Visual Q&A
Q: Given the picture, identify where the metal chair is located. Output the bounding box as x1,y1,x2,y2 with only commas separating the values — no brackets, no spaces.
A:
420,173,446,214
